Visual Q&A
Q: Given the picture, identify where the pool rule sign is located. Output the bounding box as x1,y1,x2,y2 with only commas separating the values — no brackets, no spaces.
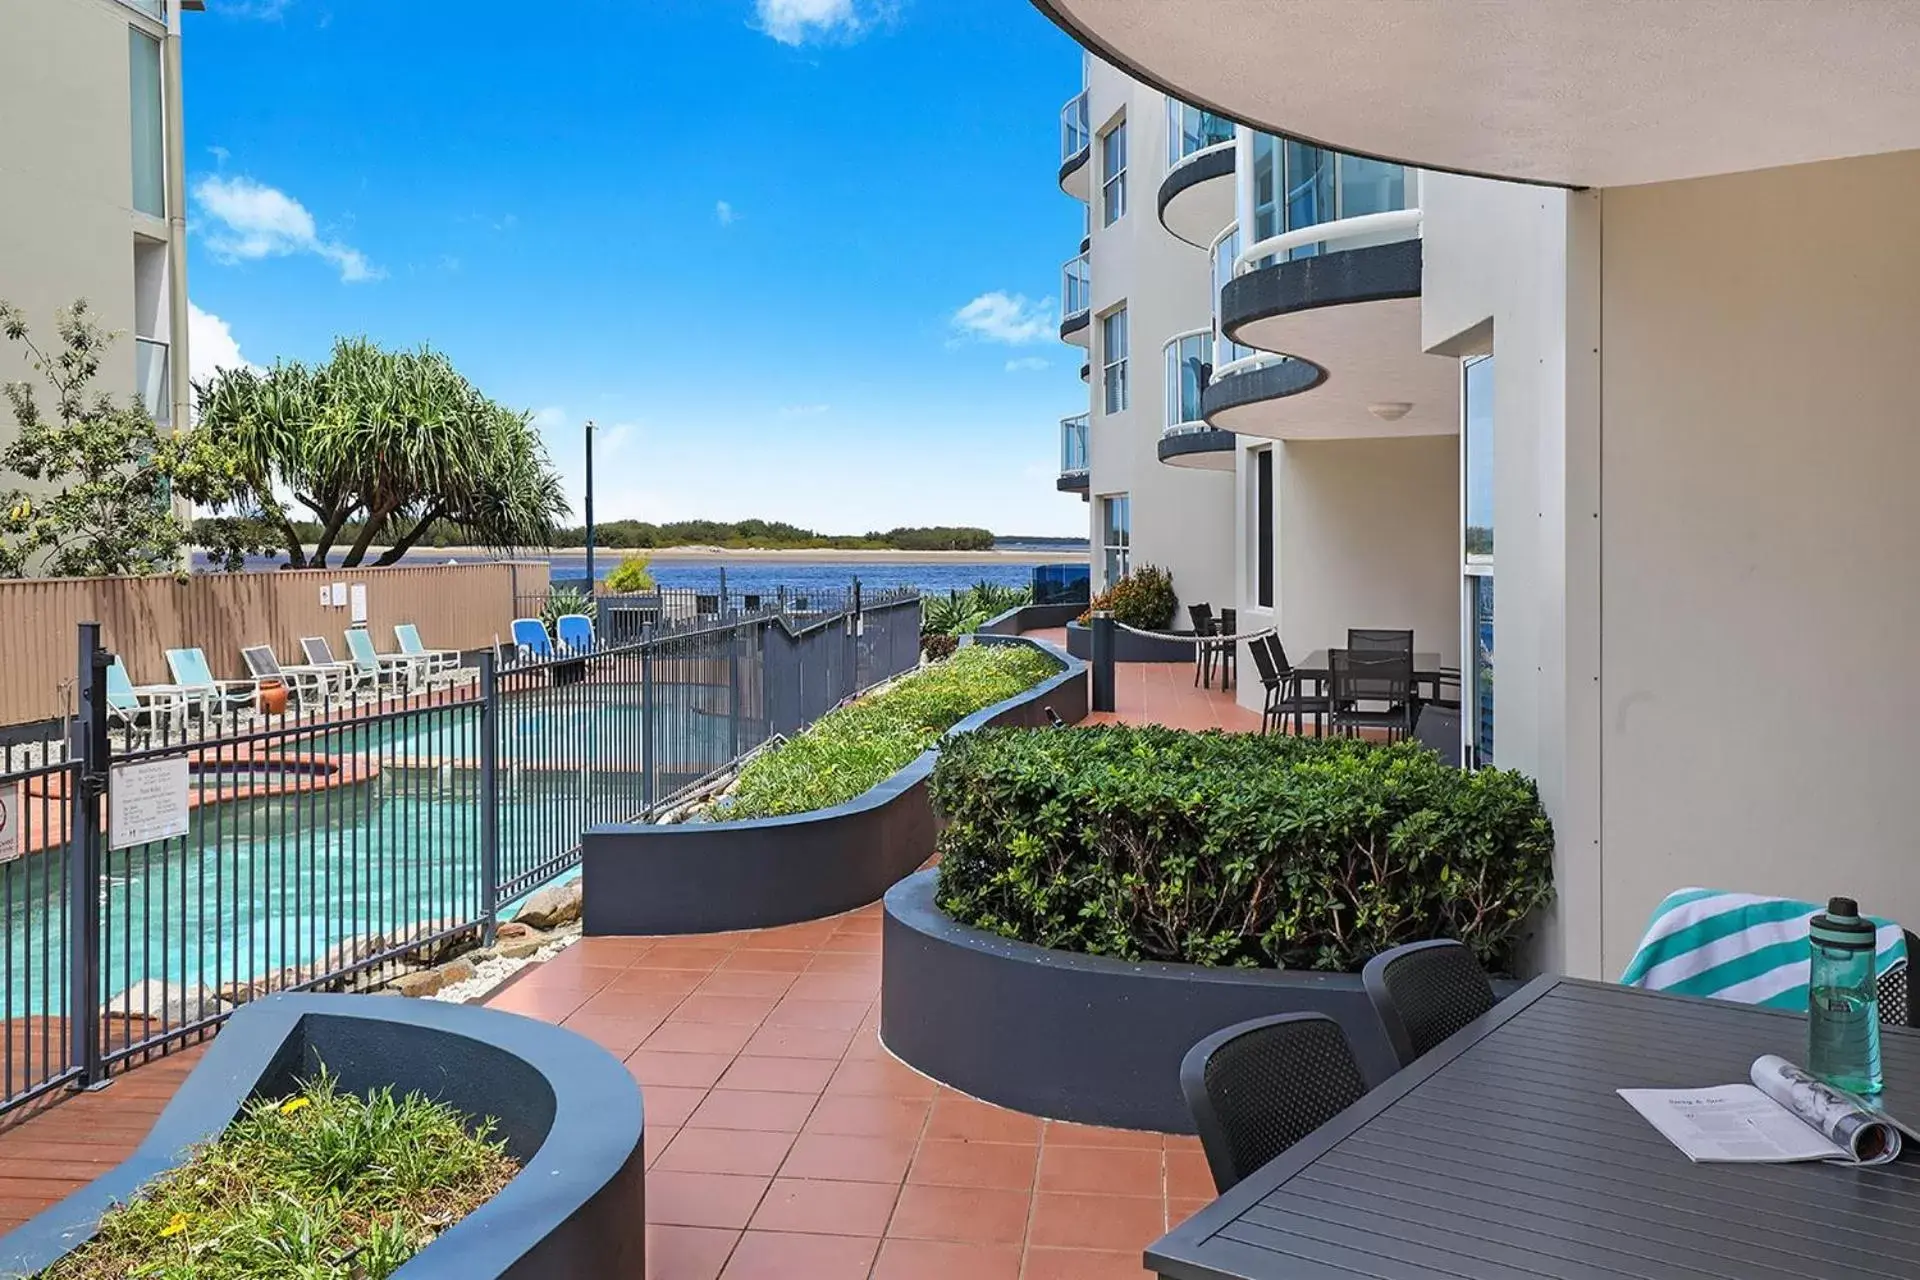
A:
109,757,191,850
0,783,18,864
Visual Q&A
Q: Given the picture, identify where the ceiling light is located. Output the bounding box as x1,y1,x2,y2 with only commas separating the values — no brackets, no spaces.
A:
1367,401,1413,422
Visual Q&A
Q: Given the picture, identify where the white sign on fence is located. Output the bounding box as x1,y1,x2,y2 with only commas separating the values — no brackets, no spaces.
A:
349,582,368,623
0,783,19,864
331,582,347,607
109,757,191,850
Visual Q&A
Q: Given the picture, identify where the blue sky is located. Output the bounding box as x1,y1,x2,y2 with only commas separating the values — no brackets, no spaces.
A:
182,0,1090,537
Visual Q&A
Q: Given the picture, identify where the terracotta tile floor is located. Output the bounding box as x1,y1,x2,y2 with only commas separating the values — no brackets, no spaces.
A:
486,909,1212,1279
1027,627,1262,734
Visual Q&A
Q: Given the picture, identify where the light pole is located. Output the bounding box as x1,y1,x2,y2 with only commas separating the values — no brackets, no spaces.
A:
583,418,596,591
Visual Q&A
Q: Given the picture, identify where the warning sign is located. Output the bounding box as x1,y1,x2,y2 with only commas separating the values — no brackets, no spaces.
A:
0,783,18,864
109,757,191,850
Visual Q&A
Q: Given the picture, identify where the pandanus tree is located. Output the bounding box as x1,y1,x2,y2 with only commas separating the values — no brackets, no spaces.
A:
195,338,569,568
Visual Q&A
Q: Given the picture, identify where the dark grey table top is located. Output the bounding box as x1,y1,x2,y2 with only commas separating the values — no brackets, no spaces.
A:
1293,650,1446,680
1148,977,1920,1280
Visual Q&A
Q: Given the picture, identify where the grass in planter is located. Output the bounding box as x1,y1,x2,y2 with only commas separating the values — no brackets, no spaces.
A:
38,1069,517,1280
718,643,1061,821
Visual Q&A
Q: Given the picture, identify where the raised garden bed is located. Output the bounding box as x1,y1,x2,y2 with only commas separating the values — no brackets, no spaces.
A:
0,994,646,1279
580,636,1087,936
1064,619,1197,663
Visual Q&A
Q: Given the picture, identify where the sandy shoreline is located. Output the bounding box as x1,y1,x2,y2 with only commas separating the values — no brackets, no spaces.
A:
438,546,1087,566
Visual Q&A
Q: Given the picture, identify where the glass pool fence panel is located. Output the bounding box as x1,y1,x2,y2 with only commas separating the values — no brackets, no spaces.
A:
96,673,484,1076
1032,563,1091,606
0,727,82,1113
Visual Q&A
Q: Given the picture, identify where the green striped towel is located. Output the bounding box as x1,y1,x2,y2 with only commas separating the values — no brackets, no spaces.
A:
1620,888,1909,1012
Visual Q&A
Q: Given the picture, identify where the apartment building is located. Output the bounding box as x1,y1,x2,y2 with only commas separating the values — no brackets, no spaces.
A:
1054,58,1236,614
1035,0,1920,981
0,0,198,440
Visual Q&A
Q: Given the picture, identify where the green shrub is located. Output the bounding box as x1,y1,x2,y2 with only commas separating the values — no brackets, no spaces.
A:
538,584,595,631
920,581,1034,639
1078,564,1177,630
602,553,655,593
931,726,1554,975
719,644,1060,821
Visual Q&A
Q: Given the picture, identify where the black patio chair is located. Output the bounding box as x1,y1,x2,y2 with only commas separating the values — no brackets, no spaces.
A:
1249,636,1323,736
1327,647,1414,741
1188,603,1215,687
1413,702,1463,766
1363,939,1497,1069
1180,1013,1369,1193
1207,608,1237,690
1348,628,1413,655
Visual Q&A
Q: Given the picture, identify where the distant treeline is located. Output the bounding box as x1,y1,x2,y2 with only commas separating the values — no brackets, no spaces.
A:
197,517,1000,554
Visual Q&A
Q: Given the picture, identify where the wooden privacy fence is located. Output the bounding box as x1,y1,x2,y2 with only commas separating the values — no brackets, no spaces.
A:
0,561,549,727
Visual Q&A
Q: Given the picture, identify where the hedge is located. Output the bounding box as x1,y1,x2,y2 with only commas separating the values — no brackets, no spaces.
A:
715,644,1062,821
930,726,1554,975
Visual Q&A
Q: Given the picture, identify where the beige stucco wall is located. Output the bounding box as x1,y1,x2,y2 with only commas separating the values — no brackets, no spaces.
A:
1275,435,1461,671
0,0,179,449
1596,149,1920,974
1081,60,1235,613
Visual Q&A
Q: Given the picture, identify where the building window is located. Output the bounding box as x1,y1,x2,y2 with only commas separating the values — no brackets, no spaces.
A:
1462,354,1494,764
1100,119,1127,226
1255,447,1274,609
129,28,166,218
1164,331,1209,429
1248,133,1412,265
1101,494,1131,586
1101,307,1129,414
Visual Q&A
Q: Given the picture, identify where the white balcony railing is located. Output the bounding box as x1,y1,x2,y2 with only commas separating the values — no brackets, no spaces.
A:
1060,413,1090,476
1235,208,1422,278
135,336,170,426
1210,223,1257,371
1164,329,1211,432
1061,91,1091,165
1167,100,1235,170
1061,252,1092,321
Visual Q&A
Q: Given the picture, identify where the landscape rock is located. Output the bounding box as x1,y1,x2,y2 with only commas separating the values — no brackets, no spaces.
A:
435,958,476,986
388,969,446,999
496,921,541,942
320,932,388,972
514,880,583,930
105,980,229,1025
500,939,544,960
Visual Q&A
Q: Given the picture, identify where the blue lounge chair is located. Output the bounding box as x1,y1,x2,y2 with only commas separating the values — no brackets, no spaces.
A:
105,660,189,735
164,647,258,716
344,627,422,692
511,617,553,662
555,613,594,655
394,623,461,676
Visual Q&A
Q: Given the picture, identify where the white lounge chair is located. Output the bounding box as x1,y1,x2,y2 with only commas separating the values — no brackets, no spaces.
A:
105,660,189,737
300,636,373,699
241,644,339,709
394,623,461,679
164,646,258,719
344,627,424,692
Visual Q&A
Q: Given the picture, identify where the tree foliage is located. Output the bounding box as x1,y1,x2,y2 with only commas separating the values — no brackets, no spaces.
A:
0,300,267,578
194,339,568,569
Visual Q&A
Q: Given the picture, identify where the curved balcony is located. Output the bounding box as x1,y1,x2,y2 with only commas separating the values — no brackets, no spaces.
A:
1157,102,1236,250
1057,413,1090,494
1059,252,1092,346
1158,330,1233,470
1059,89,1091,200
1028,2,1919,187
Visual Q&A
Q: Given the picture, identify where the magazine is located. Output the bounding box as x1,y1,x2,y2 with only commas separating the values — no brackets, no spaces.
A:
1618,1055,1910,1165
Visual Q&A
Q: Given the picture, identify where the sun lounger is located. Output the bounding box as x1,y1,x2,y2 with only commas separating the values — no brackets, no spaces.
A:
394,623,461,676
510,617,553,662
300,636,373,698
555,613,594,655
240,644,339,709
105,660,189,737
164,647,258,718
344,627,424,692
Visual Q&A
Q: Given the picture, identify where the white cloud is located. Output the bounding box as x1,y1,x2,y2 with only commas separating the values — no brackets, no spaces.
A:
598,423,635,455
187,302,258,387
715,200,737,227
778,403,830,417
193,175,383,284
532,406,568,431
207,144,230,165
220,0,292,18
1005,356,1051,373
754,0,886,45
952,291,1055,345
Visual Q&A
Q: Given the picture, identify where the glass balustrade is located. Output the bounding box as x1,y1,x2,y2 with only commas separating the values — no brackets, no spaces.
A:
1210,225,1257,370
135,336,169,426
1059,414,1090,476
1167,100,1235,169
1163,332,1211,434
1245,133,1415,269
1061,90,1091,164
1061,252,1092,320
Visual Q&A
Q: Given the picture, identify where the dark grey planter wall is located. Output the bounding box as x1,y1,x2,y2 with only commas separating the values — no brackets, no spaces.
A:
974,602,1084,637
582,637,1087,937
881,870,1405,1133
1065,619,1196,664
0,995,645,1279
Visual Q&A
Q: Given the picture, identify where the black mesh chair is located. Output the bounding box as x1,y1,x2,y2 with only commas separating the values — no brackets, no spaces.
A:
1188,603,1215,687
1413,702,1463,766
1249,636,1324,736
1208,607,1237,690
1348,628,1413,655
1363,939,1498,1069
1180,1013,1369,1193
1327,647,1414,741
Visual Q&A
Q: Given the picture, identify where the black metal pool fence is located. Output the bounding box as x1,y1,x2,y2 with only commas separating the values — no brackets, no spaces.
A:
0,591,921,1118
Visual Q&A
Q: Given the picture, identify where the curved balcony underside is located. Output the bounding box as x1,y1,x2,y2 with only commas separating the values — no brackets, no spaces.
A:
1079,360,1089,382
1156,142,1235,250
1060,147,1092,201
1060,310,1091,346
1029,0,1920,188
1221,238,1421,355
1157,427,1236,470
1205,306,1457,440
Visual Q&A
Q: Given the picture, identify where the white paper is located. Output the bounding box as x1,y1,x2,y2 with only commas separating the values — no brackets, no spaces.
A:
1618,1084,1849,1162
320,586,332,608
0,782,19,864
331,582,347,607
349,583,368,623
109,757,191,850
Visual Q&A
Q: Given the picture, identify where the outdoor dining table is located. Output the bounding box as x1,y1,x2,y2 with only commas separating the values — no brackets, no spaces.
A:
1147,976,1920,1279
1292,649,1448,699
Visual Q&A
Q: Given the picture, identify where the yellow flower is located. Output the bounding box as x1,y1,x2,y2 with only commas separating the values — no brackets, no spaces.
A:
158,1212,189,1238
279,1096,311,1115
